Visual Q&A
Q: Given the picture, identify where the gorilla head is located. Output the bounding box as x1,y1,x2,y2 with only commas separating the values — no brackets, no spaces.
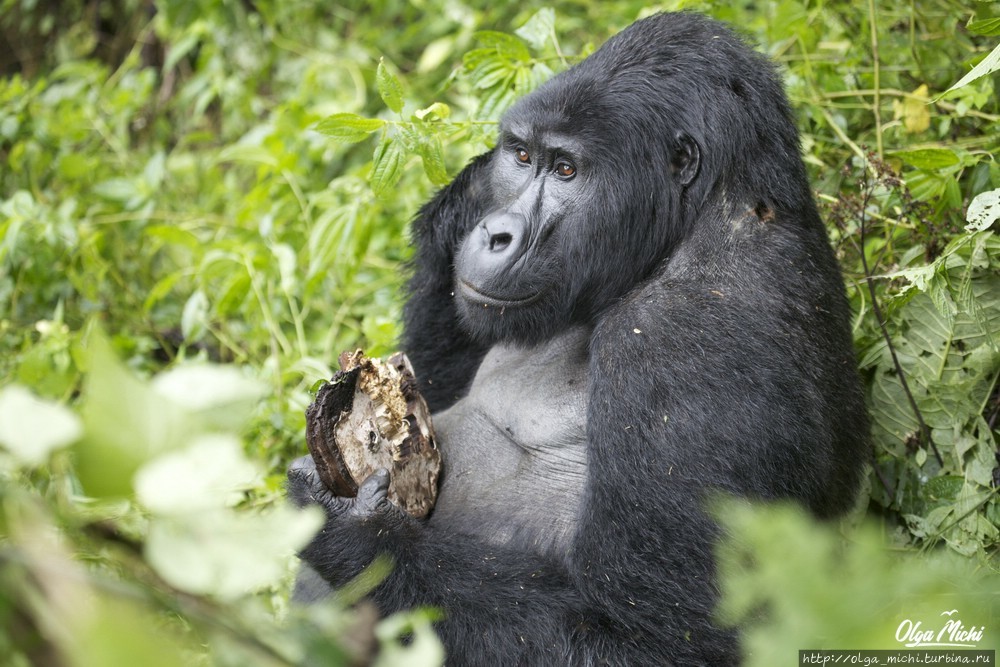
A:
454,13,811,346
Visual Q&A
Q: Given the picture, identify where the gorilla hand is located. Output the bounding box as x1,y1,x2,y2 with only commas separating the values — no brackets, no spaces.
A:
288,455,419,590
287,455,398,520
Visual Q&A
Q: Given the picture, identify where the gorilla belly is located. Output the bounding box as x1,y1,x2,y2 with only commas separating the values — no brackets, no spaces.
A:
429,326,590,557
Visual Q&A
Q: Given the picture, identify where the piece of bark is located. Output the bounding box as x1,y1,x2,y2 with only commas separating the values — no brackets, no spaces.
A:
305,350,440,518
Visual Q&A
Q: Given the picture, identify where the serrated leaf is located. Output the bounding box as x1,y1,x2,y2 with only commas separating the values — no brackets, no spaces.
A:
944,42,1000,94
476,79,517,121
314,113,386,143
467,55,514,90
893,148,960,170
867,268,1000,472
377,60,405,114
417,136,449,185
369,135,406,196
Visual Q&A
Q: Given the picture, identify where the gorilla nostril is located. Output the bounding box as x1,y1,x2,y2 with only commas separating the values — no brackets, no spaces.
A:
489,232,513,252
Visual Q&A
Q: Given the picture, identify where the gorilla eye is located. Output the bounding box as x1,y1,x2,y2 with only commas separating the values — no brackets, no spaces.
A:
515,148,531,165
555,161,576,179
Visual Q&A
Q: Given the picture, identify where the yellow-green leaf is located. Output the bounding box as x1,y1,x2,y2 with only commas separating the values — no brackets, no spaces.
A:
377,60,405,114
369,135,406,197
315,113,386,143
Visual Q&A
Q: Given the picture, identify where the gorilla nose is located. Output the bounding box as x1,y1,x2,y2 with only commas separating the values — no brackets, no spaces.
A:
480,213,526,258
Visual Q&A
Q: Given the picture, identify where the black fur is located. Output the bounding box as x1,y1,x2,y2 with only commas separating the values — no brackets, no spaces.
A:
289,12,868,665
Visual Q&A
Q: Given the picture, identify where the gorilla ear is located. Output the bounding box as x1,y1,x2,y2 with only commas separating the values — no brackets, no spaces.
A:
670,132,701,187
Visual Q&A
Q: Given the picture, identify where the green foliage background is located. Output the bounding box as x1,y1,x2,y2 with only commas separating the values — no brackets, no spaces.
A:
1,0,998,664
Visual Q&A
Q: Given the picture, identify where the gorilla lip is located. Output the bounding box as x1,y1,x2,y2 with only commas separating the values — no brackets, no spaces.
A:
457,280,542,308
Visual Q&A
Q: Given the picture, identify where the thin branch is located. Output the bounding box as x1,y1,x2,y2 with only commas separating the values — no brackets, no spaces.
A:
857,170,943,467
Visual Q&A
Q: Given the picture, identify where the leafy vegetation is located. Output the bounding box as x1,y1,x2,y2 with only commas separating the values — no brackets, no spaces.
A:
1,0,998,664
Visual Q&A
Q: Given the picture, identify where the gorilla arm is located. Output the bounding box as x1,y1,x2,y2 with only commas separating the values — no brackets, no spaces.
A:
402,153,493,412
569,220,861,664
286,455,581,663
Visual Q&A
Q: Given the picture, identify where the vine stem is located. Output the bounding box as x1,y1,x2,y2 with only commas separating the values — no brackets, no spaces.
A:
858,174,943,467
867,0,884,157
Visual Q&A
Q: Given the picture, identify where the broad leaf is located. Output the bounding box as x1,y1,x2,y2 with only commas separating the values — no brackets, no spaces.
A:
315,113,386,143
369,134,406,197
377,60,405,114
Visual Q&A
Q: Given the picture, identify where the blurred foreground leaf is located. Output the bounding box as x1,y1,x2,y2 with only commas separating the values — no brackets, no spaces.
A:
0,385,81,466
716,501,1000,665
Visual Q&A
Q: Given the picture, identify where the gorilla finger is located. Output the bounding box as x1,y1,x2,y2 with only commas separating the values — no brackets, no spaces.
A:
354,468,391,512
289,454,317,475
287,458,322,509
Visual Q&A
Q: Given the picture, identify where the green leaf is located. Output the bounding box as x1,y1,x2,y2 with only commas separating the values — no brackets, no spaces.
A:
77,330,193,498
515,8,556,50
476,78,518,120
376,60,405,114
315,113,386,143
145,503,323,601
144,224,201,250
468,56,514,90
715,501,1000,665
181,289,209,342
417,136,449,186
369,134,406,197
0,385,82,466
944,41,1000,94
217,144,280,166
416,35,454,73
892,148,960,170
967,17,1000,37
374,609,446,667
473,31,532,62
307,201,362,280
134,434,261,515
965,188,1000,231
273,242,298,293
163,32,201,72
414,102,450,121
93,178,140,203
150,363,265,432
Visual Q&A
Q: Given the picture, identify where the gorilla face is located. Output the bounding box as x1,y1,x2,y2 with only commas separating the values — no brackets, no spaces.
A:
453,117,588,345
453,84,702,347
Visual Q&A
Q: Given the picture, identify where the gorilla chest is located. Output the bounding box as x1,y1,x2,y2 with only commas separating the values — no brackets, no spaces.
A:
429,327,590,556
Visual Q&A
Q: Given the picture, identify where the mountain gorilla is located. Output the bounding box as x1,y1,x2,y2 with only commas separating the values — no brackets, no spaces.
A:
288,11,868,665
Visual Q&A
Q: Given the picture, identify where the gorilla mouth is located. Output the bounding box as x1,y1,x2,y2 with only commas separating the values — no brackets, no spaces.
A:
458,280,543,308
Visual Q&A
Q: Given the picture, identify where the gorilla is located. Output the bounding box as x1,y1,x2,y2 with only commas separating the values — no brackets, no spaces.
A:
288,12,868,665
